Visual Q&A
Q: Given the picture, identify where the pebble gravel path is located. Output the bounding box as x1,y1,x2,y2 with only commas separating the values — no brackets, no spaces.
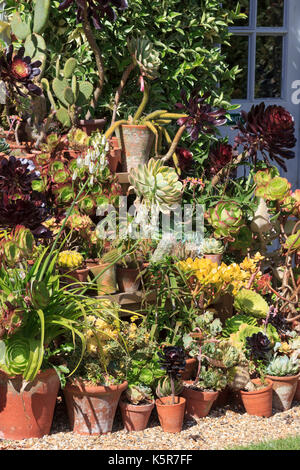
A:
1,392,300,450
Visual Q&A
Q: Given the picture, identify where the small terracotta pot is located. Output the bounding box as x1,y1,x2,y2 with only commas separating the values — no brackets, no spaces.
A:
119,399,154,432
78,118,107,136
60,267,89,287
265,374,299,411
203,253,223,265
107,137,122,173
240,378,273,417
181,381,219,419
63,380,128,435
118,124,154,172
87,259,117,295
180,358,197,380
116,266,141,293
0,369,60,440
155,396,186,433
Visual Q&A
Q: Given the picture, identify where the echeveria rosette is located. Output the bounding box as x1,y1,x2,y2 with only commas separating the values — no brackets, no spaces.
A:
245,331,273,363
234,102,296,171
58,0,128,29
207,200,244,240
176,147,193,173
158,346,186,380
175,88,227,141
0,45,42,98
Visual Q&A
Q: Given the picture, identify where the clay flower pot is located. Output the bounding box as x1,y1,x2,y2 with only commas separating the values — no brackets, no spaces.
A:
0,369,60,440
293,377,300,402
87,259,117,295
116,266,141,293
203,253,223,265
78,118,107,136
265,374,299,411
63,380,128,435
181,381,219,419
180,358,197,380
107,137,122,173
119,399,154,432
60,267,89,288
155,396,186,433
239,378,273,417
117,124,154,172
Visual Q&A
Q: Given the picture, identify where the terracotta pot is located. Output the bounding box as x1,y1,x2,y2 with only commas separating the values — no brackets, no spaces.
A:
294,377,300,402
181,381,219,419
119,399,154,432
0,369,60,440
87,260,117,295
61,267,89,284
78,118,107,136
117,124,154,172
265,374,299,411
63,380,128,435
240,378,273,417
212,386,230,410
180,358,197,380
155,396,186,433
203,253,223,266
107,137,122,173
116,266,141,293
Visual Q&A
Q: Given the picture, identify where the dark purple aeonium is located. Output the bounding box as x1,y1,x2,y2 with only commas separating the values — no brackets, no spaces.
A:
234,102,297,172
58,0,128,29
245,331,273,363
175,88,227,141
0,45,42,98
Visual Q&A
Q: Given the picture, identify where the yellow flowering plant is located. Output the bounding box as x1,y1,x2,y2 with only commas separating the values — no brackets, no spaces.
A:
176,252,265,309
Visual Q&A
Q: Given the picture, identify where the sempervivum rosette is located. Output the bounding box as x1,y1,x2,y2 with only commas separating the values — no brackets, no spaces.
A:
128,158,183,213
235,102,296,171
0,45,42,97
208,142,234,176
207,200,244,240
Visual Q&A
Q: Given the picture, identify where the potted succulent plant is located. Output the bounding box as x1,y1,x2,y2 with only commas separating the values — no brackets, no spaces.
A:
265,354,300,411
119,384,155,432
62,306,128,435
0,224,104,440
57,250,89,286
200,238,225,265
155,346,186,433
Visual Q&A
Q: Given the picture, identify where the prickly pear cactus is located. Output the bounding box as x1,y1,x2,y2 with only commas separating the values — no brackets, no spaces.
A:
11,0,50,76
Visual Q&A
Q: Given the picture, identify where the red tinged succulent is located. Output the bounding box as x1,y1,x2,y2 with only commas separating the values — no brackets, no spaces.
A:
234,102,296,171
0,156,41,200
175,88,227,141
0,45,42,98
58,0,128,29
176,147,193,172
208,142,234,176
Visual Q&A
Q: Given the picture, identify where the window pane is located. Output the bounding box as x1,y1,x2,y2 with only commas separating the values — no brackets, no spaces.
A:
257,0,284,27
222,0,249,26
223,36,249,99
255,36,282,98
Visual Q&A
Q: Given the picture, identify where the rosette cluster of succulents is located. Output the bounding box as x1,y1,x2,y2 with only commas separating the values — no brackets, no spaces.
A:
200,238,224,255
0,225,35,267
206,200,244,240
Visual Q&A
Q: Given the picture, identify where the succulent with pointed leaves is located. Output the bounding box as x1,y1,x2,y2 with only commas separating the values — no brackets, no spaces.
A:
265,355,300,377
207,200,244,240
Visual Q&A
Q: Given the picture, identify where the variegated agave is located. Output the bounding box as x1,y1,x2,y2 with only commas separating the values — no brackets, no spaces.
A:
128,158,183,213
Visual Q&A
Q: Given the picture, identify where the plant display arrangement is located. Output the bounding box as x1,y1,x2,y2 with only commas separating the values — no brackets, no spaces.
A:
0,0,300,441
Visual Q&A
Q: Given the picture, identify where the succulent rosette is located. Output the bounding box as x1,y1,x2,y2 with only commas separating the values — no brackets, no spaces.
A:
264,177,291,202
0,156,41,200
175,88,227,140
58,0,128,29
176,147,193,172
245,332,273,362
207,200,244,240
158,346,186,380
235,102,296,171
208,142,234,176
0,45,42,97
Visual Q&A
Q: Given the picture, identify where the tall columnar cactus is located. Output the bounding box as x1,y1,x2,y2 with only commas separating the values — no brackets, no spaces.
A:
41,57,94,128
10,0,50,77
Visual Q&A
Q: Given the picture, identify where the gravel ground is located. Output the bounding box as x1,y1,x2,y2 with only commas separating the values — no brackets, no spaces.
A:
1,392,300,450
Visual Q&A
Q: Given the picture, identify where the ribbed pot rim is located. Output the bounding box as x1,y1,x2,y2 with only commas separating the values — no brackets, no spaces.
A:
65,379,128,395
182,380,219,398
265,373,300,382
155,396,186,407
